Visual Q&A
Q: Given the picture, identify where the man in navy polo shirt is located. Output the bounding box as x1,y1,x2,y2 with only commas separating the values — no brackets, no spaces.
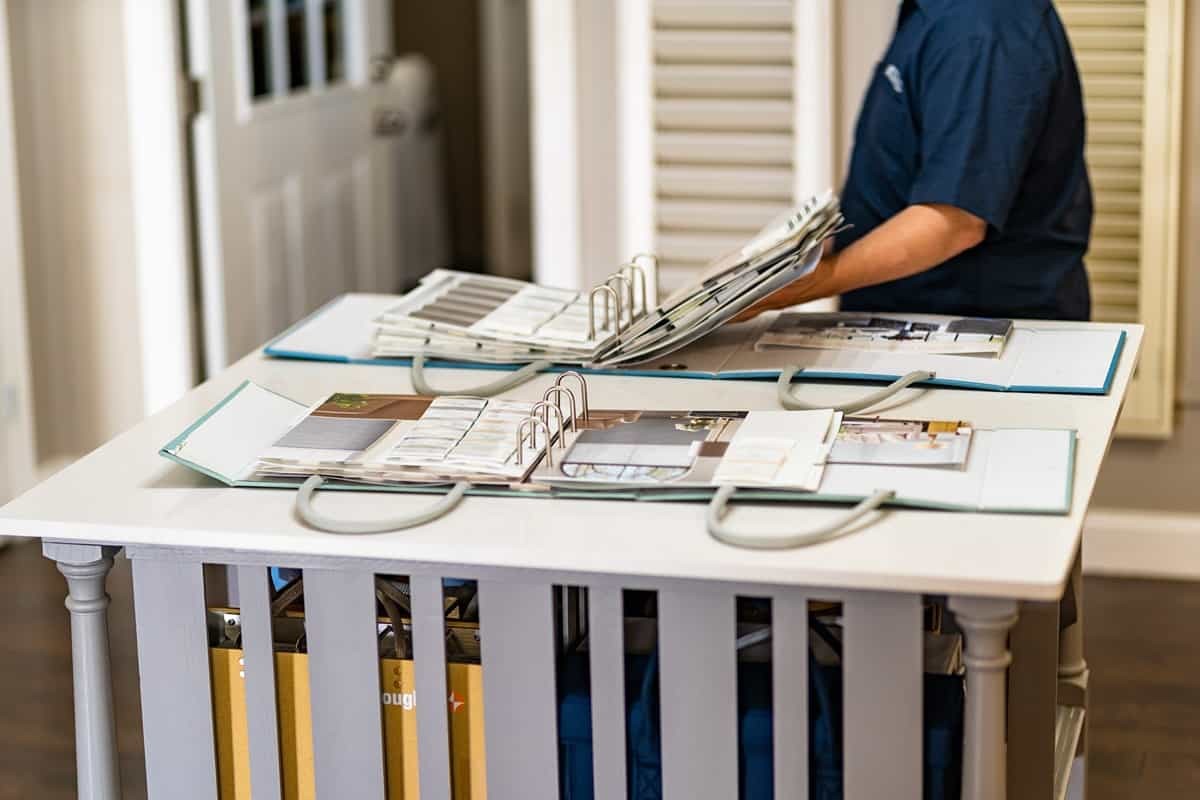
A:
743,0,1092,321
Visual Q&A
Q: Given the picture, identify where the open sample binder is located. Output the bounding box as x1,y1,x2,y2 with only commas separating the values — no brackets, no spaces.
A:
162,373,1078,544
263,193,1127,398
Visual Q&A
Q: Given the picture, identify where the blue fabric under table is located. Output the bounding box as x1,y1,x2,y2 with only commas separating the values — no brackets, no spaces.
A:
557,651,963,800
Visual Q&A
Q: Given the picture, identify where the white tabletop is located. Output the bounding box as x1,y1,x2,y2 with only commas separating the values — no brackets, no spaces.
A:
0,321,1141,601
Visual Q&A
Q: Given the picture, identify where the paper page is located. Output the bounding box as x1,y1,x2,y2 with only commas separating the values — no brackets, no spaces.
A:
977,429,1075,512
712,410,838,491
268,294,400,361
164,382,309,482
814,428,1073,512
1006,328,1125,391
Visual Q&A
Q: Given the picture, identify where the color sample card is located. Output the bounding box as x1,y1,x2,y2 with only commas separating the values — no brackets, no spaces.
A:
829,417,973,467
757,313,1013,356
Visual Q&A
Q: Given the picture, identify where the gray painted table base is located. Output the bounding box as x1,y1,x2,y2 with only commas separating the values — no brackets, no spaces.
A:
39,538,1066,800
42,541,123,800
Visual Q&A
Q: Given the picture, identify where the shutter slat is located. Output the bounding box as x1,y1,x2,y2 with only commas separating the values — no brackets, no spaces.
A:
1057,5,1145,29
1075,52,1144,75
1068,28,1145,50
659,199,790,233
1086,98,1144,122
653,1,793,29
657,165,793,201
655,30,792,64
1089,236,1141,261
1091,166,1141,192
656,98,793,132
656,64,793,98
657,132,792,165
1087,121,1143,145
1085,258,1141,282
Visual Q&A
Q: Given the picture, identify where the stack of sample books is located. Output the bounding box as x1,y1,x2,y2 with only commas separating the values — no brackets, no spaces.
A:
371,191,844,368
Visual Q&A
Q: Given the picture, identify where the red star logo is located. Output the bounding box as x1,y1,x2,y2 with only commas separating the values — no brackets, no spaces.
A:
448,692,465,713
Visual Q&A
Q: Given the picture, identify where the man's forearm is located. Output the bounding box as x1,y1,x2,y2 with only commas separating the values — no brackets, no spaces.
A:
765,203,987,308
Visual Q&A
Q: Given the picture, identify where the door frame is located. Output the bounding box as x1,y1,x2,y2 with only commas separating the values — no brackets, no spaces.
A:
121,0,199,408
0,0,36,500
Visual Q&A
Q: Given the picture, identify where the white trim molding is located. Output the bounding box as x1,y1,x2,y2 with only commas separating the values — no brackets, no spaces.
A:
0,0,37,503
122,0,197,413
528,0,582,288
1083,508,1200,580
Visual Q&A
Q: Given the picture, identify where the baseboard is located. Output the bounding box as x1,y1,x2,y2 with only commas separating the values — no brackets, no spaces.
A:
1083,508,1200,580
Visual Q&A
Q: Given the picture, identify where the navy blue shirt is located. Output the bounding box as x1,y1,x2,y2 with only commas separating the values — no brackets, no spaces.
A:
839,0,1093,320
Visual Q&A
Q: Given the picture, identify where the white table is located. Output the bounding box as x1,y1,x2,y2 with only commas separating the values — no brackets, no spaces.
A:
0,321,1141,800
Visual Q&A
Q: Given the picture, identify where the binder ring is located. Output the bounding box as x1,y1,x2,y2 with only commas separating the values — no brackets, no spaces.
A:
706,485,895,549
516,417,554,467
587,285,622,339
631,252,658,271
530,401,567,445
541,386,578,431
619,262,649,317
605,274,635,326
554,371,590,420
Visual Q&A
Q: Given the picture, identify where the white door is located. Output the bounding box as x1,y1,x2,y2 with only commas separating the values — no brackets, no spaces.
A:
189,0,401,373
0,0,36,504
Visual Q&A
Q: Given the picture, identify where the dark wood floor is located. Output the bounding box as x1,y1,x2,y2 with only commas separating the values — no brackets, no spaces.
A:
0,539,1197,798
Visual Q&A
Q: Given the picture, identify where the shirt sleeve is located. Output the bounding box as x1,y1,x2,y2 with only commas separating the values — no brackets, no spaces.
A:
908,33,1054,234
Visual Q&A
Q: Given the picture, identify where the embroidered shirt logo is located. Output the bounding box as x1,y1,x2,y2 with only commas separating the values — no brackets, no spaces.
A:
884,64,904,94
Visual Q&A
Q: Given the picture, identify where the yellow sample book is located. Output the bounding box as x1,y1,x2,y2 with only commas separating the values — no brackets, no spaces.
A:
210,649,486,798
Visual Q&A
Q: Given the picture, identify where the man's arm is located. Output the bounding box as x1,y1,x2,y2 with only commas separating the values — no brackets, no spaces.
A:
734,203,987,320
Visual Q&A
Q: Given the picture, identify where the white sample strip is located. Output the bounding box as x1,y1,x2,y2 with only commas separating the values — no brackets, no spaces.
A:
163,382,308,482
712,410,838,491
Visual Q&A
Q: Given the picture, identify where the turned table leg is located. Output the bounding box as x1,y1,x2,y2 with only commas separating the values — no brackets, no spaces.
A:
950,596,1019,800
42,541,123,800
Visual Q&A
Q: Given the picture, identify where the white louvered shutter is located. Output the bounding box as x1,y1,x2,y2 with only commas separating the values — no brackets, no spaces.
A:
650,1,799,294
1059,0,1184,436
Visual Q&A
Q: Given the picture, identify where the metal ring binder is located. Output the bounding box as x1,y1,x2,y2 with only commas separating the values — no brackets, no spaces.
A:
540,387,578,431
515,417,554,467
554,371,590,420
618,263,648,317
295,474,470,534
632,252,659,305
706,485,895,549
529,401,567,444
605,274,635,325
776,368,935,413
587,285,622,340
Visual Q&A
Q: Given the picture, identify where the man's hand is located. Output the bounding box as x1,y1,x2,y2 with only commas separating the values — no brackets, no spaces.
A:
731,203,986,322
731,253,838,323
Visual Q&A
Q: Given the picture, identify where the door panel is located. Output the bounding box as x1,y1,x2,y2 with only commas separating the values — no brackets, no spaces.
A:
190,0,426,373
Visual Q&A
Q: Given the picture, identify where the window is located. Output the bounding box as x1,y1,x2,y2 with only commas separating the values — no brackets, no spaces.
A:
286,0,310,91
323,0,346,85
247,0,272,98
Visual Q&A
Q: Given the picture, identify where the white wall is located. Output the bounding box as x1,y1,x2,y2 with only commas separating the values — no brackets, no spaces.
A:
8,0,146,463
0,1,36,502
